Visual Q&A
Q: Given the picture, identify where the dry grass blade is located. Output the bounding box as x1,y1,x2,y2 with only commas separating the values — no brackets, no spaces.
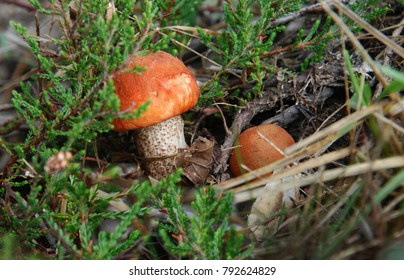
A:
373,111,404,135
318,0,388,87
234,156,404,203
96,190,130,212
286,101,387,154
233,147,351,194
330,0,404,59
162,25,222,36
300,177,363,242
330,239,383,260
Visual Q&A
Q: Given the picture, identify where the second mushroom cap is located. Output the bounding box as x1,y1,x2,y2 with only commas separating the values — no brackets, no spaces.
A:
229,124,295,177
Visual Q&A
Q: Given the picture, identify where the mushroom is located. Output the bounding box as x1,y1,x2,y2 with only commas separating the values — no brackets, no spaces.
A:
229,124,295,177
112,51,200,179
229,124,300,240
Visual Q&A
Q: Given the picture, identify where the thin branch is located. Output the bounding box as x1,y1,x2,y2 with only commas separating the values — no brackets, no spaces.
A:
0,0,37,12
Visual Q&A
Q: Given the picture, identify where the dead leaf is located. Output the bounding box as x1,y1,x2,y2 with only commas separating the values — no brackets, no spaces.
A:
181,136,215,186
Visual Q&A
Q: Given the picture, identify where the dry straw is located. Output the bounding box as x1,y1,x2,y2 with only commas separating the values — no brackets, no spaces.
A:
214,99,404,203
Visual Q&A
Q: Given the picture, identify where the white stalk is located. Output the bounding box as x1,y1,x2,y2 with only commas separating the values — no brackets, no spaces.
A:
133,115,187,179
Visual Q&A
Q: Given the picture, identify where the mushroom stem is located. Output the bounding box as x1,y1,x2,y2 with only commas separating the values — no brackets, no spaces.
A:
133,115,187,179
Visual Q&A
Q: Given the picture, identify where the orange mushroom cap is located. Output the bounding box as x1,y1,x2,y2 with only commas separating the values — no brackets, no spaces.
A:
229,124,295,177
112,51,200,132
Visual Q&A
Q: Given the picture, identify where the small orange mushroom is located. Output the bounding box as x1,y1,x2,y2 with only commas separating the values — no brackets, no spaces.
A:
112,51,200,179
229,124,295,177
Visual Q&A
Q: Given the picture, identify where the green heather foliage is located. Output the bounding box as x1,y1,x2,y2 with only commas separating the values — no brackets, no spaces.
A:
198,0,387,104
0,0,251,260
0,0,392,260
158,185,251,259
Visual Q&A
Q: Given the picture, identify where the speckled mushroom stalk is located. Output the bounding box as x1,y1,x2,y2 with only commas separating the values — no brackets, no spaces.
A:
133,115,187,179
112,51,200,180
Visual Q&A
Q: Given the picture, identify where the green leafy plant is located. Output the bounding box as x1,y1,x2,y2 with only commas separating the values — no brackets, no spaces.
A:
343,50,372,110
158,185,251,259
379,66,404,99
